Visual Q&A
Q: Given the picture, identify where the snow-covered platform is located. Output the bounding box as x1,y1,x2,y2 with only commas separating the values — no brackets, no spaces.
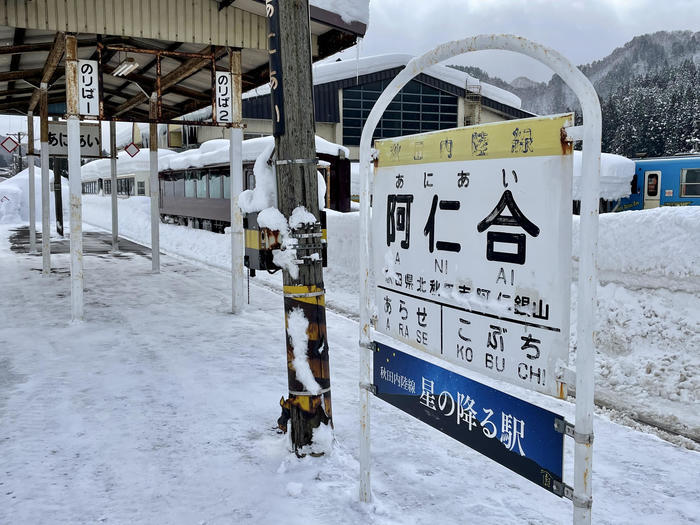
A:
8,226,151,257
1,223,699,525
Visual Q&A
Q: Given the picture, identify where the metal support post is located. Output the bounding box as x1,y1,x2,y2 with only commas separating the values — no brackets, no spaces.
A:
40,83,50,275
149,92,160,273
66,34,83,321
230,49,245,313
109,120,118,252
27,111,36,253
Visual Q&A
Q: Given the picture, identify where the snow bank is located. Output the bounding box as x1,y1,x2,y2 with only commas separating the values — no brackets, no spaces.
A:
160,135,348,173
573,206,700,283
573,151,635,200
310,0,369,24
0,167,67,224
81,149,176,181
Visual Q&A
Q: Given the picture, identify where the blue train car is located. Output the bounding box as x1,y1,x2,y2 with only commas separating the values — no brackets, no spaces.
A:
619,155,700,211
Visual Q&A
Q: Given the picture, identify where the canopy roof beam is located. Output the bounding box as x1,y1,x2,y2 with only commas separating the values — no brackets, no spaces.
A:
27,32,66,112
113,45,226,117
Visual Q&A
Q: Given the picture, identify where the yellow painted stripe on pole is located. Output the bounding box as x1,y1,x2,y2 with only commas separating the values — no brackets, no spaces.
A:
376,113,574,168
283,284,326,306
245,229,261,249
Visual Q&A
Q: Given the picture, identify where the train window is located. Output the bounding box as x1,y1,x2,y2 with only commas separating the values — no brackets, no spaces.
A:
223,174,230,199
104,180,111,194
137,181,146,196
681,168,700,197
196,171,207,198
646,173,658,197
185,171,196,198
209,173,222,199
127,177,135,196
630,174,638,195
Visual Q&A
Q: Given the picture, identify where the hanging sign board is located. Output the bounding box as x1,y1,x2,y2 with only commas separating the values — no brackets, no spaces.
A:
48,122,101,158
215,72,233,123
374,342,565,494
78,59,100,116
372,114,574,398
265,0,285,136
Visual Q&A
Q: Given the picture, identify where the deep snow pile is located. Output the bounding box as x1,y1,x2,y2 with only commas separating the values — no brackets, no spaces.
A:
0,167,67,224
572,151,635,200
573,206,700,288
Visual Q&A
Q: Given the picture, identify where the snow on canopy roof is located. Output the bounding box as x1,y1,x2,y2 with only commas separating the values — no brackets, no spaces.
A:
310,0,369,24
573,151,635,200
242,54,522,110
159,135,349,172
81,149,177,181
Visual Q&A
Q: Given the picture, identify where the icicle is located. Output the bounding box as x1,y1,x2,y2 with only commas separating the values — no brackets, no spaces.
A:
355,37,362,84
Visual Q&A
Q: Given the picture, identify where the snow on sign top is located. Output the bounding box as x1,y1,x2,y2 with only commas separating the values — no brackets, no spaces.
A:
1,136,18,154
124,142,140,158
373,114,574,398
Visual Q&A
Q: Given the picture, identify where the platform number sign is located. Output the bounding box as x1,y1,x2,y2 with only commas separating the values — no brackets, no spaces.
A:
78,60,99,116
215,72,233,123
373,114,574,398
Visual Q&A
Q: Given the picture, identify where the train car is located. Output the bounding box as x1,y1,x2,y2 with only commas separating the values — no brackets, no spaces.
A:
81,149,176,198
158,135,351,233
618,155,700,211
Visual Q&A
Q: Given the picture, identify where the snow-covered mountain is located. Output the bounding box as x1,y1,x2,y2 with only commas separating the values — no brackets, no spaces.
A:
451,30,700,115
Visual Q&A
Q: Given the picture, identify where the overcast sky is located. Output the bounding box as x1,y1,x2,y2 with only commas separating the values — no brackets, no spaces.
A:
348,0,700,82
2,0,699,136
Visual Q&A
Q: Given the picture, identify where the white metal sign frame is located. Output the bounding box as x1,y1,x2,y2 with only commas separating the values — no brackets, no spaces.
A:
358,35,601,525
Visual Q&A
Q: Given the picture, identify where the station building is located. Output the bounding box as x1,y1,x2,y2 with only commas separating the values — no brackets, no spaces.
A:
193,54,534,160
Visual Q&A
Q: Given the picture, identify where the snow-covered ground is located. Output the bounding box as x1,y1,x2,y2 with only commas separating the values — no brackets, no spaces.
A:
1,222,699,525
78,195,700,443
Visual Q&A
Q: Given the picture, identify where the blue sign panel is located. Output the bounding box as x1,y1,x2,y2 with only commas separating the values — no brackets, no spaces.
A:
373,341,564,494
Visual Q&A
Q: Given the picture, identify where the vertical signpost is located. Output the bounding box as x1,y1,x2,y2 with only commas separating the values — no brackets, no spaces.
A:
358,35,601,525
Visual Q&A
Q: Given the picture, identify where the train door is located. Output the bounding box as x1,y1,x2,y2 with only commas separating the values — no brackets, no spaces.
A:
643,170,661,208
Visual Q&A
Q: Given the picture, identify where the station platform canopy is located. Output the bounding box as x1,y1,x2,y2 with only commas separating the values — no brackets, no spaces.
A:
0,0,367,123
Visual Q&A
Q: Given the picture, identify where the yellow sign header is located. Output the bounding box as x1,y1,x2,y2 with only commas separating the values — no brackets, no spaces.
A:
376,114,574,167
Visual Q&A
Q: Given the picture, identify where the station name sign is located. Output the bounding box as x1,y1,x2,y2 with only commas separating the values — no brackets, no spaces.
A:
372,115,574,398
48,122,101,158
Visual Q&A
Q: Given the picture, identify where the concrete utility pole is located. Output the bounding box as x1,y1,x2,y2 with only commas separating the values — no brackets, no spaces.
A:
269,0,332,452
